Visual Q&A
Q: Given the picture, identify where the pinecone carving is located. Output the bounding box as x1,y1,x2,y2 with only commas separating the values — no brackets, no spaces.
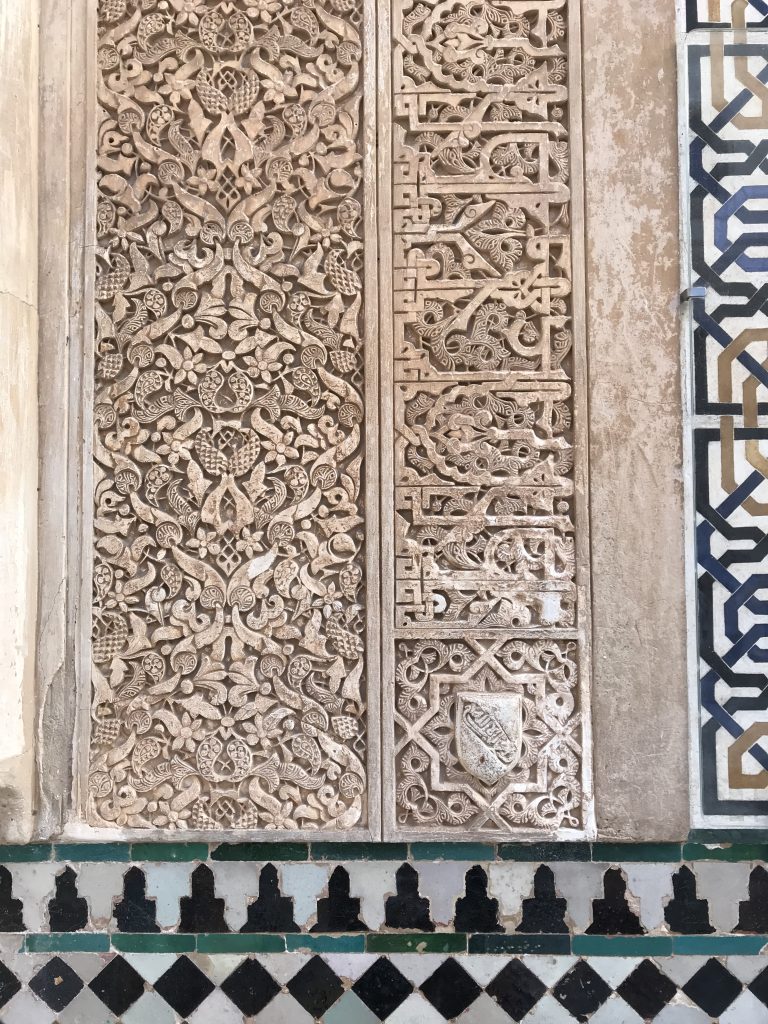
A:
326,618,364,659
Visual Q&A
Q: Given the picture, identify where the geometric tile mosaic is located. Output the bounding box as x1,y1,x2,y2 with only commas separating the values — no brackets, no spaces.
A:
686,31,768,820
0,949,765,1022
0,843,767,1020
688,0,768,29
0,843,767,941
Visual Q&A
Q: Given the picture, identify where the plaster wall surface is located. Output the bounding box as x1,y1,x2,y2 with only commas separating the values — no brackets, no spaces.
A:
0,0,40,841
582,0,689,839
21,0,692,841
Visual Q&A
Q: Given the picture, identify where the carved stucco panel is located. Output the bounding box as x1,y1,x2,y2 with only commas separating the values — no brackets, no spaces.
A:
382,0,593,837
87,0,378,834
84,0,590,838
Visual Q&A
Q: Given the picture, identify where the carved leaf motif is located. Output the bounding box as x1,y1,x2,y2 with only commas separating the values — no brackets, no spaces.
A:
89,0,369,833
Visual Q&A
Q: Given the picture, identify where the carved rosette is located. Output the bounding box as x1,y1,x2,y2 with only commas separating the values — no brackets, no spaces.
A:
89,0,370,831
387,0,589,834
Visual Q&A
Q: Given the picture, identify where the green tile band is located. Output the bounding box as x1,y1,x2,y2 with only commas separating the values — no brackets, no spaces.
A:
311,843,408,861
411,843,496,862
688,829,768,844
0,844,52,862
672,935,768,955
572,936,675,957
211,843,308,861
591,843,682,863
3,838,768,862
469,934,571,955
111,934,196,953
197,933,286,953
498,842,590,862
682,842,768,862
54,843,131,862
366,933,467,953
26,933,111,953
130,842,209,862
288,934,367,953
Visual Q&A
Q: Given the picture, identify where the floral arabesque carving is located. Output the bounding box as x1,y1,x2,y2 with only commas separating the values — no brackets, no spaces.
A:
89,0,371,831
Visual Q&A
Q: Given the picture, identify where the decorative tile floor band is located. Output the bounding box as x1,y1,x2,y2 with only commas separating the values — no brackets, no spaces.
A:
686,32,768,821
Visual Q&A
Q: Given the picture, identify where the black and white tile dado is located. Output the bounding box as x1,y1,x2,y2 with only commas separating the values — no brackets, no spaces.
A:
2,949,768,1022
2,843,768,1020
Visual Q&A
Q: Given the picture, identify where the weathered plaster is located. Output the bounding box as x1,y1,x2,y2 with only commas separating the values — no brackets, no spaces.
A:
0,0,39,841
582,0,689,838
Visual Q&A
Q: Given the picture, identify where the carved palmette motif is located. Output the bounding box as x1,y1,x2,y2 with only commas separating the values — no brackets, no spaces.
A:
387,0,589,833
89,0,371,831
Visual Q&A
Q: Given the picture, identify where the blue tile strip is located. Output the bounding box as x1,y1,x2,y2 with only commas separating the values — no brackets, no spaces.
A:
686,31,768,821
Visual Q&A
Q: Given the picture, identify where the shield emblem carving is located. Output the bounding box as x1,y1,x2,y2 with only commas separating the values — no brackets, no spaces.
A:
456,692,523,786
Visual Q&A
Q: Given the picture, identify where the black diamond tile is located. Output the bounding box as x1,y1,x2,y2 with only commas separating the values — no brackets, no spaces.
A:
353,958,413,1020
420,958,482,1019
750,962,768,1007
617,959,677,1020
682,958,742,1017
0,959,21,1010
221,957,280,1016
487,959,547,1022
89,955,145,1016
29,956,84,1012
552,961,612,1022
153,955,215,1018
286,955,344,1018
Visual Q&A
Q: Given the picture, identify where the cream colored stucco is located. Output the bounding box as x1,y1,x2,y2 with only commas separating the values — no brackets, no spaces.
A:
0,0,39,841
583,0,690,839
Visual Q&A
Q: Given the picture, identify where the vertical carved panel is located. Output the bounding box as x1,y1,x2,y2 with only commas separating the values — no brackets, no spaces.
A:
382,0,592,837
88,0,378,834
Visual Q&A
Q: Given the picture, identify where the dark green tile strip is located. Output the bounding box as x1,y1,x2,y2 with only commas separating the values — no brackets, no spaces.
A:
16,838,768,864
591,843,682,863
21,930,768,956
470,934,571,954
197,933,285,953
689,829,768,844
112,934,196,953
211,843,308,861
288,934,367,953
672,935,768,955
0,844,52,862
54,843,131,862
683,842,768,862
27,933,111,953
311,843,407,861
131,843,208,862
367,933,467,953
411,843,495,862
499,843,590,862
572,936,674,956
